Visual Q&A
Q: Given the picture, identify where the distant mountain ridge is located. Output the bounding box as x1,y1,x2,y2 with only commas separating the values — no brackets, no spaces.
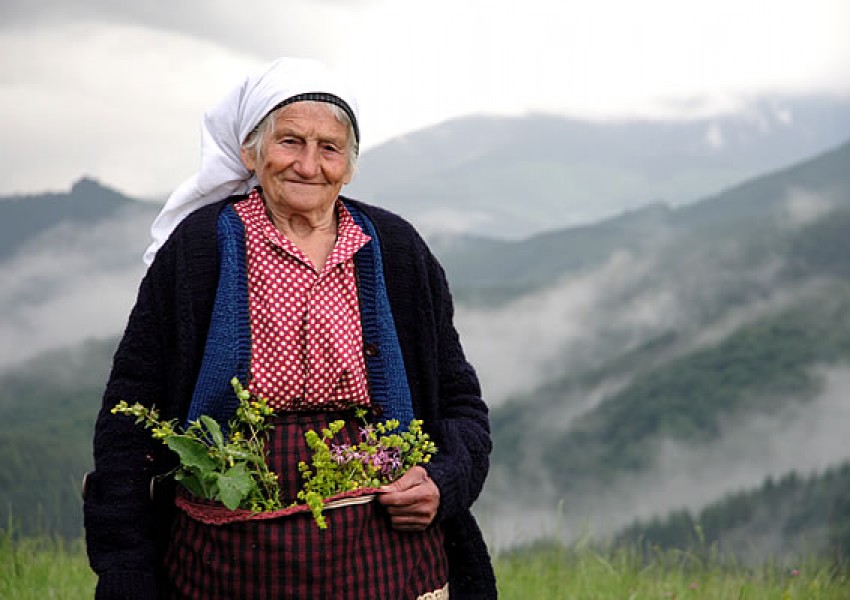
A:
347,95,850,239
5,95,849,258
438,139,850,298
0,177,156,260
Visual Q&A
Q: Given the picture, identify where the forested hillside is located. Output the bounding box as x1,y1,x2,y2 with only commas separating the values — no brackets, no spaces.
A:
0,338,116,537
488,278,850,496
617,462,850,564
474,140,850,550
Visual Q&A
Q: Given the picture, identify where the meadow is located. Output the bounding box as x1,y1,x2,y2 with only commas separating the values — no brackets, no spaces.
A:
2,532,848,599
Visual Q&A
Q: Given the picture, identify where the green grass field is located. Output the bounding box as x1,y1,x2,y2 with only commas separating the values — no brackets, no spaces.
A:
2,533,848,599
0,534,95,599
495,543,850,599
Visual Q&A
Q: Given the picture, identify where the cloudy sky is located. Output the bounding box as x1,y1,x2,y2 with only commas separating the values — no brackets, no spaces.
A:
1,0,848,199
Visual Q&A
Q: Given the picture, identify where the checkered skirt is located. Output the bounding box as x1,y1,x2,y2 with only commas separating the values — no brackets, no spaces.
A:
161,410,448,599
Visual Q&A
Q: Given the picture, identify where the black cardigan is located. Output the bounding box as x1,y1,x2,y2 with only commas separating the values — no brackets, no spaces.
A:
84,196,497,599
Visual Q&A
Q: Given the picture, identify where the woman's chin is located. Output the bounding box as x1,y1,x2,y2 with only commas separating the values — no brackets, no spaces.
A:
267,185,340,215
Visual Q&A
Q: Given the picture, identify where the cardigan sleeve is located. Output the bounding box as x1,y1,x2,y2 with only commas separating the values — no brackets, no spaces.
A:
84,200,224,598
420,251,492,522
84,246,175,599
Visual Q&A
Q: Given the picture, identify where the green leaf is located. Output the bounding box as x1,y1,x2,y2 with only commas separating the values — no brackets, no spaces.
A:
200,415,224,448
166,436,216,472
174,471,206,499
216,463,254,510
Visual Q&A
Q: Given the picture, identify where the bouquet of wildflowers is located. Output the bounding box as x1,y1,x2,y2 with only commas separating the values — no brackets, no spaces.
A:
113,381,437,529
297,407,437,528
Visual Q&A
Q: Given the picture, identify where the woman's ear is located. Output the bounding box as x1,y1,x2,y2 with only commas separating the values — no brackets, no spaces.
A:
240,146,256,172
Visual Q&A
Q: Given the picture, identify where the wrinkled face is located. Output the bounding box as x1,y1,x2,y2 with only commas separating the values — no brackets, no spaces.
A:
241,102,353,217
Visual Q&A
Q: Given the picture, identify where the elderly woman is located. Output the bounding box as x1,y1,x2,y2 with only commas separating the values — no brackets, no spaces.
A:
83,57,496,599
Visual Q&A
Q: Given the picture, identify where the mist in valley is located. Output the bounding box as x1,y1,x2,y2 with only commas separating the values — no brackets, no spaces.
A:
457,188,850,550
0,206,150,371
477,364,850,551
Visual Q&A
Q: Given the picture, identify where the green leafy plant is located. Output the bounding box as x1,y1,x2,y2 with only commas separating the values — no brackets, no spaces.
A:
112,378,282,512
113,384,436,529
297,408,437,528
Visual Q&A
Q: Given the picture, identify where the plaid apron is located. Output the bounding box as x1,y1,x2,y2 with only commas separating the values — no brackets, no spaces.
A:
162,410,448,599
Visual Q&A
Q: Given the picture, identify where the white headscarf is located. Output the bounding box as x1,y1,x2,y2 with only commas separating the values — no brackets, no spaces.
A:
144,57,360,265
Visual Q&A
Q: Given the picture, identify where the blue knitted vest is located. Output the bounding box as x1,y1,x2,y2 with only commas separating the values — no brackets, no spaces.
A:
185,202,415,431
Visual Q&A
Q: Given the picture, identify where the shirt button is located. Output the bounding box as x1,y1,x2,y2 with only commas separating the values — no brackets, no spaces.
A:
363,342,380,358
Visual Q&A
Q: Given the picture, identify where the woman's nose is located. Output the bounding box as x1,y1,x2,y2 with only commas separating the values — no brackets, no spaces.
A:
293,144,321,178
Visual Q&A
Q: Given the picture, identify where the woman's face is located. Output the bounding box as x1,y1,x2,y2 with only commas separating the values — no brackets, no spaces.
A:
242,102,353,217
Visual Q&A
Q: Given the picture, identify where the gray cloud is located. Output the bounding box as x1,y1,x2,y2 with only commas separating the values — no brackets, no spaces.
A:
0,0,209,34
0,0,350,59
779,186,836,229
457,250,669,406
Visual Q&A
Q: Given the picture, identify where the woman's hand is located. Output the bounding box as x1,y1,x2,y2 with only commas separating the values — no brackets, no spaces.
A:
377,466,440,531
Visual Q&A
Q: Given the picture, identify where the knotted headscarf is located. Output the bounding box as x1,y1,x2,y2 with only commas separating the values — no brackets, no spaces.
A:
144,57,360,265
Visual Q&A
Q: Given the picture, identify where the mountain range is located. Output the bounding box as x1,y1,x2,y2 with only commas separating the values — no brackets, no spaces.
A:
1,104,849,561
346,95,850,240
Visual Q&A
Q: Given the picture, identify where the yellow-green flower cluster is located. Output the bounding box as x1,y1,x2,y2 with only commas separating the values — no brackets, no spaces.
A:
297,408,438,529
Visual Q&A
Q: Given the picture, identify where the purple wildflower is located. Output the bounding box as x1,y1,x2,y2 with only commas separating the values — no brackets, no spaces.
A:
358,426,374,443
376,447,402,477
329,444,349,465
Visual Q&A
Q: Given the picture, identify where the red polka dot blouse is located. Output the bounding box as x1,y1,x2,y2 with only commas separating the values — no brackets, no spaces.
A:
233,189,372,411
